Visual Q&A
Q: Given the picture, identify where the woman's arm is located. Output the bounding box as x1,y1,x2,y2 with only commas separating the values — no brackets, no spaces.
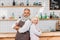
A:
18,20,31,33
34,25,42,36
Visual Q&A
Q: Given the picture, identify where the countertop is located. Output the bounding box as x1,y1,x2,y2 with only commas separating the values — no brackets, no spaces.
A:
40,32,60,37
0,32,60,38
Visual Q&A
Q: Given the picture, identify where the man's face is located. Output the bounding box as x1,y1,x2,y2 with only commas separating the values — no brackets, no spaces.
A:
23,10,30,17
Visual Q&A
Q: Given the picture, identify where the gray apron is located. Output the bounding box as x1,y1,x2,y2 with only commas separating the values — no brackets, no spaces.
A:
15,20,30,40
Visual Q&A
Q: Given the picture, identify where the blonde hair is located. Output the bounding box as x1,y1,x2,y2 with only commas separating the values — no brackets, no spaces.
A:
31,17,39,22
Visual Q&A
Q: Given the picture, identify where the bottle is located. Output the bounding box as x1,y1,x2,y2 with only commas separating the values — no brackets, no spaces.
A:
2,16,5,19
19,15,21,18
12,13,15,19
38,14,40,20
38,13,42,20
44,13,47,19
35,0,38,6
26,0,29,6
13,0,15,6
50,12,53,19
1,3,4,6
52,11,55,18
40,13,42,19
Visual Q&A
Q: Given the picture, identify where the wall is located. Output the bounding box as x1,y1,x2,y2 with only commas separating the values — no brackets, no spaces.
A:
43,0,60,16
0,0,43,32
0,0,59,32
0,21,16,32
0,0,60,18
0,0,43,19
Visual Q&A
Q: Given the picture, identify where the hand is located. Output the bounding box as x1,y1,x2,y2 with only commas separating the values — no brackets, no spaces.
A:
13,26,20,30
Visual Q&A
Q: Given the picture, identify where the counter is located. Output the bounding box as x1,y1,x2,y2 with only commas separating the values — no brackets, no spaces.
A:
0,33,16,40
0,32,60,40
40,32,60,37
40,32,60,40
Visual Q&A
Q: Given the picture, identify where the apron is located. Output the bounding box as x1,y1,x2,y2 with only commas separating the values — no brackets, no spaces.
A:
15,20,30,40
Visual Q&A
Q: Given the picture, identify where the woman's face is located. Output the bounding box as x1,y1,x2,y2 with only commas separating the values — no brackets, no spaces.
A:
32,17,39,24
23,10,30,17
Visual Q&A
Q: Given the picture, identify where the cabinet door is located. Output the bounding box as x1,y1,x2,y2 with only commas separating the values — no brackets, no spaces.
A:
48,37,60,40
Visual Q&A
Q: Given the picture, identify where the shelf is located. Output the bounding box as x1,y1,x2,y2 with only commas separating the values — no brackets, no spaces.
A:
0,6,42,8
39,18,60,20
0,19,17,21
0,18,60,21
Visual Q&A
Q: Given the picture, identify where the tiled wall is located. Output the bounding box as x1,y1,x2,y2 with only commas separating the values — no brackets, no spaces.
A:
0,0,41,6
0,0,60,17
0,0,43,32
0,21,16,32
0,8,41,19
0,0,44,19
0,0,59,32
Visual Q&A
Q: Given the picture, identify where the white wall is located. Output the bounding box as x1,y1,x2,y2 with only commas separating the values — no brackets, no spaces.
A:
0,0,59,32
0,0,60,17
0,8,41,19
0,0,44,19
0,21,16,32
0,0,43,33
39,20,58,32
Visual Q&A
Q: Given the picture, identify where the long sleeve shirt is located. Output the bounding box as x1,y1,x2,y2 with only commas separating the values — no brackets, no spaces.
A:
12,19,32,33
18,19,32,33
30,24,42,40
12,19,21,29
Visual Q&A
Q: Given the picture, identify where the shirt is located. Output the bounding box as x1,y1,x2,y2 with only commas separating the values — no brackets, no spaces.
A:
18,19,32,33
12,16,31,33
30,24,42,40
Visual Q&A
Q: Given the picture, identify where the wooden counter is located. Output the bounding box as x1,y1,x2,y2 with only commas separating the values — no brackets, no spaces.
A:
40,32,60,40
40,32,60,37
0,33,16,40
0,32,60,40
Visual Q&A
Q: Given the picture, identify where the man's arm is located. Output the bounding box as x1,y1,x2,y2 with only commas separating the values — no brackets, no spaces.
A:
18,20,31,33
12,19,21,30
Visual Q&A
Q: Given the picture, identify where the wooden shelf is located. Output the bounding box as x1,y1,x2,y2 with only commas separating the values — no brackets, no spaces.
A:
0,6,42,8
0,18,60,21
39,18,60,20
0,19,17,21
